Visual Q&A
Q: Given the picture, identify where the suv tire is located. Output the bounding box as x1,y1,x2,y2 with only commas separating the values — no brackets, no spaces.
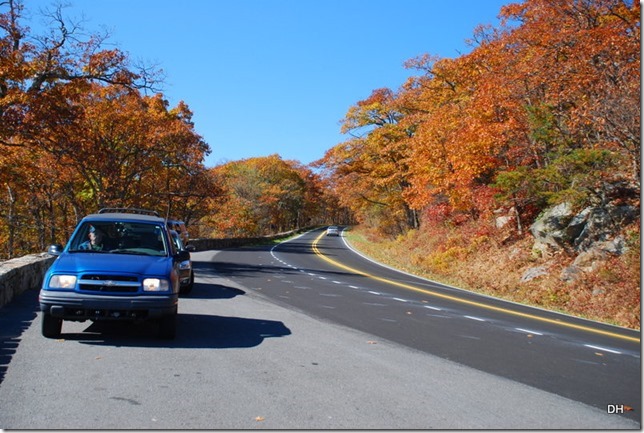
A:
42,313,62,339
158,313,177,339
183,272,195,294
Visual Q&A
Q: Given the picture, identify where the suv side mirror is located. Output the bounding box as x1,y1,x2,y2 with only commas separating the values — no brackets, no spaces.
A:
175,250,190,262
185,244,196,252
47,244,64,256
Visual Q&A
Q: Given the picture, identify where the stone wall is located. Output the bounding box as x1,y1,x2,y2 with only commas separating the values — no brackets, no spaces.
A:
0,253,56,309
189,234,291,251
188,227,312,251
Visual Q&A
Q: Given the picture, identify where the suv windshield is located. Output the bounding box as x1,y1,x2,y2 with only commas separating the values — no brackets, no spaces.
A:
68,221,168,256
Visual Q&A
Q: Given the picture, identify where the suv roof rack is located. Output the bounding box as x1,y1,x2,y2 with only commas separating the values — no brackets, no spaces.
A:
98,208,160,217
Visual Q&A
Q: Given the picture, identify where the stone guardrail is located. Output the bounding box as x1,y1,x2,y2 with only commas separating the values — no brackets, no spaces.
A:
0,253,56,309
188,231,301,251
0,227,315,309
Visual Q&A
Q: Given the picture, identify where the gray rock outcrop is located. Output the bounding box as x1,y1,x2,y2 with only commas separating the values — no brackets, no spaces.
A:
527,203,637,282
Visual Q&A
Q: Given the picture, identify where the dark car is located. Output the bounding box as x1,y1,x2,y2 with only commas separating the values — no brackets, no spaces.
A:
39,208,189,339
166,219,190,245
169,229,195,294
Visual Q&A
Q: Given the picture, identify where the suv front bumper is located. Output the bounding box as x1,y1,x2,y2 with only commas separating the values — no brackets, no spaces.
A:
40,291,178,321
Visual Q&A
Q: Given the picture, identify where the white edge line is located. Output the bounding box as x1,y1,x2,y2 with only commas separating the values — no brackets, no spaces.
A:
584,344,622,354
516,328,544,336
339,230,639,333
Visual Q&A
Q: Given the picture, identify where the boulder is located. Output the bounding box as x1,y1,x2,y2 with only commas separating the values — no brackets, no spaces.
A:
531,203,637,253
560,236,628,282
531,201,637,282
560,265,582,282
530,202,574,254
573,206,637,252
495,207,517,229
520,266,548,283
564,207,591,245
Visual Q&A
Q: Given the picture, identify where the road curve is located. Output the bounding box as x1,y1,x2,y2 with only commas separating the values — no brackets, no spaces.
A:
252,227,640,423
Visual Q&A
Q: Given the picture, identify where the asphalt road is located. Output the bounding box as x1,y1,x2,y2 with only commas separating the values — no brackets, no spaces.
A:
0,228,639,429
208,228,641,423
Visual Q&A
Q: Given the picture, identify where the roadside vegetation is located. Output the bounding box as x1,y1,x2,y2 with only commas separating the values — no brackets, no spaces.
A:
346,221,640,329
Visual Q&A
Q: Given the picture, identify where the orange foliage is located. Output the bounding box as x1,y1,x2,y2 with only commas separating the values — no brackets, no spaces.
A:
203,155,333,238
316,88,418,237
324,0,639,235
0,1,211,257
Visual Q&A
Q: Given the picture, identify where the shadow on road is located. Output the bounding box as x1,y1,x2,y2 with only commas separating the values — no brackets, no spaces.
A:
193,258,359,280
190,259,286,279
0,282,289,358
190,234,345,257
57,274,291,348
0,289,39,386
184,281,245,299
67,313,291,349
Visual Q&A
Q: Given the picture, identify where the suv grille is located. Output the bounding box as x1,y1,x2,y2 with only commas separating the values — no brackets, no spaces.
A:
79,274,140,293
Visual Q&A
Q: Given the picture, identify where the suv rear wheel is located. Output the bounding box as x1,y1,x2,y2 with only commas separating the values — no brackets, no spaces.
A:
181,271,194,295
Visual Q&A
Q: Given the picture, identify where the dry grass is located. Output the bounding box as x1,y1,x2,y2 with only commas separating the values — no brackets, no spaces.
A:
345,221,640,330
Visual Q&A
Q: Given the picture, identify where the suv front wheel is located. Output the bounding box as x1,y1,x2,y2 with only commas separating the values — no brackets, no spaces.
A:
158,312,177,339
42,313,63,339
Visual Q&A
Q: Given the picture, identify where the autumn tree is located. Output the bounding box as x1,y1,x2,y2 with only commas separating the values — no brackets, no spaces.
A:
316,88,417,237
315,0,639,241
399,54,502,219
203,155,326,238
1,0,159,146
0,0,214,257
485,0,640,230
391,0,640,234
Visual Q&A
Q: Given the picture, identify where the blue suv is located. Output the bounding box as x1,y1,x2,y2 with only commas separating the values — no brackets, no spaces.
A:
39,208,189,339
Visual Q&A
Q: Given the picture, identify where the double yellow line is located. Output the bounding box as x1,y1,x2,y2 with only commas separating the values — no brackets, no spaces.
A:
312,231,640,344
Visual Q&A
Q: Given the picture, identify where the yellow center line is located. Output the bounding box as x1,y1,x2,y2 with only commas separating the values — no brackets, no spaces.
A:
312,231,640,344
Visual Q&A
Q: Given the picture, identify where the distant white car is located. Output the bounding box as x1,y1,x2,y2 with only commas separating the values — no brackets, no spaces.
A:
326,226,340,236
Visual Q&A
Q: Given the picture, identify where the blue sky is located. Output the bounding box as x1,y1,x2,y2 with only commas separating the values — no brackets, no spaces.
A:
25,0,509,168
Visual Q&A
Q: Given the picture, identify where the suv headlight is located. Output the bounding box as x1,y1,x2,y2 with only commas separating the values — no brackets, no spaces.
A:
142,278,170,292
48,275,77,289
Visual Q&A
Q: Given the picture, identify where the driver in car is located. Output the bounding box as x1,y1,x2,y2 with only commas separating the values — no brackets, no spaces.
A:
80,226,105,251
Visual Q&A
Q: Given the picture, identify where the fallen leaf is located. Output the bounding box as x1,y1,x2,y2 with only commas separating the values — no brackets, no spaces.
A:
625,406,634,412
367,341,377,344
95,356,102,360
595,352,604,357
255,416,265,422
